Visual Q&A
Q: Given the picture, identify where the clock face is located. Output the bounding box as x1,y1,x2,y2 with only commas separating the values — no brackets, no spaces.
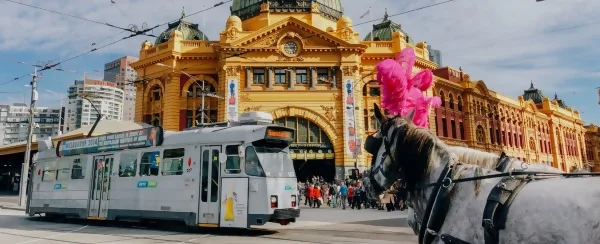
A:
283,41,298,55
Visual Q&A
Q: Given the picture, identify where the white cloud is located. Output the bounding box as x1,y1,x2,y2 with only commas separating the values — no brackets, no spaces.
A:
1,0,599,123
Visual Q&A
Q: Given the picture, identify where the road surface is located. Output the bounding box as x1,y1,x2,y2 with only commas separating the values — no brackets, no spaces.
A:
0,207,418,243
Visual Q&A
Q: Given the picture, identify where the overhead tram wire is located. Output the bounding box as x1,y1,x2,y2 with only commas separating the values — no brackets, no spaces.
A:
0,3,232,88
4,0,141,35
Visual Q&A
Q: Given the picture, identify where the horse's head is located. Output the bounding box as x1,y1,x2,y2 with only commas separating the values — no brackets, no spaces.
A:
362,103,446,200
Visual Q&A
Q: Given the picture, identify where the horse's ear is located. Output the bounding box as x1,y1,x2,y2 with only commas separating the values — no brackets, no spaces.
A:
373,103,384,122
404,109,416,123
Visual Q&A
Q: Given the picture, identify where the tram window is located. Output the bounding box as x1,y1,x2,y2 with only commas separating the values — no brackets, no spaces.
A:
139,151,161,176
201,150,209,202
42,160,57,182
211,149,220,202
225,145,241,174
56,158,71,181
244,146,266,177
71,158,86,179
119,152,138,177
162,148,184,176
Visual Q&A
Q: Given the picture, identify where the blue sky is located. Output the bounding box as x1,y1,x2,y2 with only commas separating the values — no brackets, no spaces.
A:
0,0,598,125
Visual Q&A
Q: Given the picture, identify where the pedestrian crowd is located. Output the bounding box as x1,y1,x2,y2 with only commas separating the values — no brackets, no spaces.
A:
297,175,407,211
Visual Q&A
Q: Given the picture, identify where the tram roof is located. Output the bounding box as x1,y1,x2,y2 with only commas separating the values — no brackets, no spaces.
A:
162,124,271,146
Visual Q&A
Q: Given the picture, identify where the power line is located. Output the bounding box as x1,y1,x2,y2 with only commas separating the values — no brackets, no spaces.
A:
156,1,231,27
353,0,455,27
4,0,134,33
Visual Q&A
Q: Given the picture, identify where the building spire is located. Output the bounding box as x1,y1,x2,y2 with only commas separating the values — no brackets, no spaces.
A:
383,8,389,21
180,6,186,20
554,92,558,99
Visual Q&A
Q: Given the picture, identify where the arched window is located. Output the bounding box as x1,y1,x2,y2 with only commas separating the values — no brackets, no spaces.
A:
439,90,446,107
449,94,455,110
362,81,380,97
185,82,218,128
457,96,463,111
476,125,485,143
529,137,536,150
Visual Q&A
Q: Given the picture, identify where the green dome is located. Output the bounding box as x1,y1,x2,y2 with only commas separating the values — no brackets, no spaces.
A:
523,82,544,104
155,8,209,45
364,10,413,43
230,0,343,21
553,93,569,109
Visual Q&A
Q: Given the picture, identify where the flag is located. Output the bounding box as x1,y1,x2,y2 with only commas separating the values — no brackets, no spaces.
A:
360,8,371,19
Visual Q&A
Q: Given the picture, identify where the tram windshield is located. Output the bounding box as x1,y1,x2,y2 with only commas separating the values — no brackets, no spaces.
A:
245,140,296,178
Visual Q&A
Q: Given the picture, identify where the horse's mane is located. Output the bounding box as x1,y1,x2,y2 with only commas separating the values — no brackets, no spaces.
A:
449,146,499,169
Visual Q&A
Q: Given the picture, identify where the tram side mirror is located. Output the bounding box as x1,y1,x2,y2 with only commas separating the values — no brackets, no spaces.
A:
219,153,227,164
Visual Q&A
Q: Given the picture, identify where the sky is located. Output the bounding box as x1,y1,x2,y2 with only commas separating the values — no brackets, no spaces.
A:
0,0,598,125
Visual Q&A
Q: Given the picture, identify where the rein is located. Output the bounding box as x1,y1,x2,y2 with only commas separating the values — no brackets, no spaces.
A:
410,171,600,191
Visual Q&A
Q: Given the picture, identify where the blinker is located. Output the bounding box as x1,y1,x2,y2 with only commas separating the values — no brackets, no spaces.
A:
365,135,382,155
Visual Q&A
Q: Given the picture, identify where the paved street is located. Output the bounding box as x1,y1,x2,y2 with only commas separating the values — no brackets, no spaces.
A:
0,206,417,243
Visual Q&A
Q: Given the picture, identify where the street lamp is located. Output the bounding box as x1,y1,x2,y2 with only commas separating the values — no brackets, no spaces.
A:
45,89,65,135
154,63,223,125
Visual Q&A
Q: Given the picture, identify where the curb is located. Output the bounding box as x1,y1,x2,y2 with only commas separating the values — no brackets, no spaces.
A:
0,205,25,211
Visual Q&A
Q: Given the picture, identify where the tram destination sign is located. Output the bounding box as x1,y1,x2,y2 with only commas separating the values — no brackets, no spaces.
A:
57,127,164,157
264,127,295,142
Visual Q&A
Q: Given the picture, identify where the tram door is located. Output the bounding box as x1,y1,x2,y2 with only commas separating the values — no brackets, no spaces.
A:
88,155,114,219
198,146,221,225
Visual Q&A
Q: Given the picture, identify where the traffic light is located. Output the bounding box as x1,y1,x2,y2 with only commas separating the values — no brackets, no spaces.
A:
351,169,360,180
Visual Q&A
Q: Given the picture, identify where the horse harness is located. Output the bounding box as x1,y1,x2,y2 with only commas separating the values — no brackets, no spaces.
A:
413,153,598,244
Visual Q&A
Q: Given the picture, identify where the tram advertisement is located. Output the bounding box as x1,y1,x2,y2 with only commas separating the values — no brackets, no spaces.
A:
220,178,249,228
56,127,164,157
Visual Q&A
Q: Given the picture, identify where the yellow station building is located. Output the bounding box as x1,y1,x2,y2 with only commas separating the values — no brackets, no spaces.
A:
130,0,592,180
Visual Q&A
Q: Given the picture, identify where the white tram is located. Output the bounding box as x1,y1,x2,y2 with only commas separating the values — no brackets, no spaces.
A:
27,112,300,228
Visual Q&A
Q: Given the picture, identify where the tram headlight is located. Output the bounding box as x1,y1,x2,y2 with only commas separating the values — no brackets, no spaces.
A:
270,195,278,208
291,195,297,207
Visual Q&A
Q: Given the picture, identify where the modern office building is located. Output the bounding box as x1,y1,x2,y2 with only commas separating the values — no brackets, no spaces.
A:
65,79,124,132
0,103,61,145
428,45,443,67
104,56,139,121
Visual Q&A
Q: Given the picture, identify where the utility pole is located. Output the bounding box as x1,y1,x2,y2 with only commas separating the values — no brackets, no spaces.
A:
19,68,38,207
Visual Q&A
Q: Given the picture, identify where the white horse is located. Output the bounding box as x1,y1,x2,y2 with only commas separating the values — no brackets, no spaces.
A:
405,146,564,236
362,104,600,244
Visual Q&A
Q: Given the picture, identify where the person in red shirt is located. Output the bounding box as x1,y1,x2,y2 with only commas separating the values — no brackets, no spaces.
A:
313,186,322,208
347,185,354,209
305,184,314,207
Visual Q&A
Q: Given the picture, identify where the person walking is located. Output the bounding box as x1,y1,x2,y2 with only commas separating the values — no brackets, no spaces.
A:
305,184,314,207
339,182,348,210
313,185,322,208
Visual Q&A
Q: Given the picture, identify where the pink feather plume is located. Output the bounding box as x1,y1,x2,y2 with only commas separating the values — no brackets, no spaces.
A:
375,47,440,128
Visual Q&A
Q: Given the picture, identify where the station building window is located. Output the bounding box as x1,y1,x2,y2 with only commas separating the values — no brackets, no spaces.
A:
119,152,138,177
296,69,308,84
274,69,287,84
253,68,265,84
162,148,184,176
140,151,160,176
317,68,329,84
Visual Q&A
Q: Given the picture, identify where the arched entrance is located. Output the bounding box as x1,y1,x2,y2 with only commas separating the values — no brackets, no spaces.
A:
274,117,335,182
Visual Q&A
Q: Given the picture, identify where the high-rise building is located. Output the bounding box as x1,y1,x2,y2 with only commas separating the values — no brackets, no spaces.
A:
104,56,139,121
0,103,61,145
65,79,124,132
428,45,443,67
